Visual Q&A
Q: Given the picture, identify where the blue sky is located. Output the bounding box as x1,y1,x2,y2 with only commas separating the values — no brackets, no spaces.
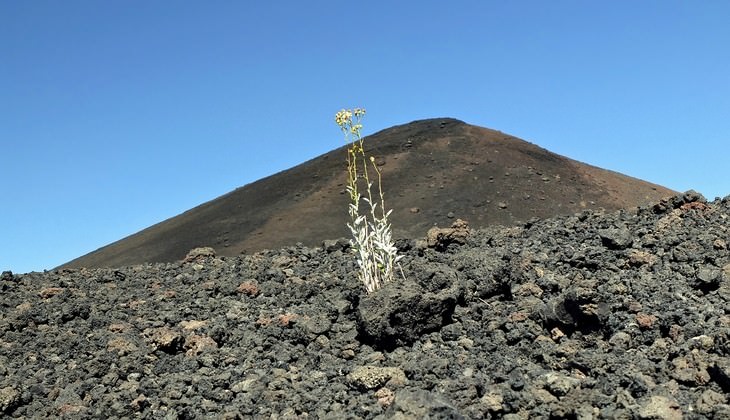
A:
2,1,729,273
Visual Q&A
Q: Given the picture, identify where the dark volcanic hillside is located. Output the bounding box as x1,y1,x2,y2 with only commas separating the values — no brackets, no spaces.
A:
62,118,675,269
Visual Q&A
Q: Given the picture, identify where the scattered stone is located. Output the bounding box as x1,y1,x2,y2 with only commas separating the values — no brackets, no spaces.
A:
636,313,658,329
108,322,132,333
183,247,216,263
0,386,19,413
609,331,631,349
386,389,460,418
184,334,218,356
276,312,298,327
724,263,730,280
695,267,721,290
695,389,727,414
375,387,395,407
130,394,148,411
646,338,670,362
550,327,566,341
347,366,407,390
671,351,710,385
628,250,658,267
637,395,682,420
107,337,139,355
689,334,714,350
236,280,260,296
481,389,505,412
542,372,580,396
143,327,184,354
231,375,261,393
303,314,332,335
426,218,470,250
180,319,208,330
668,324,683,342
599,227,633,250
39,287,65,299
323,238,350,253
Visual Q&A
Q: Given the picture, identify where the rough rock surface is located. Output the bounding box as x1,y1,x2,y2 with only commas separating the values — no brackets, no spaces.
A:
2,191,730,418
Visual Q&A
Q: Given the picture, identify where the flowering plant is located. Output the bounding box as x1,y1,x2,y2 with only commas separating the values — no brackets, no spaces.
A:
335,108,402,293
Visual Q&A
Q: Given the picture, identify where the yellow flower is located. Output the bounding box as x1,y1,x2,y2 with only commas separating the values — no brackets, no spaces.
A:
335,109,353,127
336,108,366,128
350,123,363,135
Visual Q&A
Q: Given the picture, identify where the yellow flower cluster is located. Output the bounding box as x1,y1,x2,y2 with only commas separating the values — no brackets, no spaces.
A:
335,110,352,127
335,108,366,129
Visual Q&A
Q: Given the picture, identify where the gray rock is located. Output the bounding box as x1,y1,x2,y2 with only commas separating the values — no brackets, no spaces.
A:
356,262,464,350
599,228,633,250
0,387,19,413
637,395,682,420
347,366,407,390
383,389,464,419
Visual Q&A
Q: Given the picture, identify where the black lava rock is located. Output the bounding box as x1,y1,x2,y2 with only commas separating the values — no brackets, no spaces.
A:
1,192,730,418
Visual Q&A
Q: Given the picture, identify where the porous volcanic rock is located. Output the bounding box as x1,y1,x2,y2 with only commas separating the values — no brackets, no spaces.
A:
3,191,730,418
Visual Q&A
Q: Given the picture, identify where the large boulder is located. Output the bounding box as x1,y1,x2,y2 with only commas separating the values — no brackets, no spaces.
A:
356,261,464,350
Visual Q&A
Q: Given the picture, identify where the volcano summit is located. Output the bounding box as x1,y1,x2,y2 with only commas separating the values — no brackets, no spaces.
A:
61,118,675,269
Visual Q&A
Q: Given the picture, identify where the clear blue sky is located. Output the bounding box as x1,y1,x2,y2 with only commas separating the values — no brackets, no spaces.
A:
3,1,729,273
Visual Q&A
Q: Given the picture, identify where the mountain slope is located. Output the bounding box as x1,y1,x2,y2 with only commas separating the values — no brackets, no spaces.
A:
61,118,676,269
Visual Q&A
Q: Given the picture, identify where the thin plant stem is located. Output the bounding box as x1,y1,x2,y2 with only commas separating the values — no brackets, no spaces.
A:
335,108,402,293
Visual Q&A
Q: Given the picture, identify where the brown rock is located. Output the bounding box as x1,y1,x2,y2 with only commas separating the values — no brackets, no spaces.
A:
107,337,138,355
636,313,658,329
237,280,260,297
183,247,217,263
0,386,20,412
638,395,682,420
671,350,711,385
628,250,658,267
143,327,184,354
426,219,470,250
375,387,395,408
39,287,64,299
347,366,407,390
184,334,218,356
107,322,132,333
180,320,208,330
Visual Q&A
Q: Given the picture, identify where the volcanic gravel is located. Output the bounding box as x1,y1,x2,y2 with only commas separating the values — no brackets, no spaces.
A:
2,191,730,419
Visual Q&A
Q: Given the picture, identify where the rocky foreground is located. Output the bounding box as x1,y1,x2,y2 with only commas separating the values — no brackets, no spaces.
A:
2,191,730,419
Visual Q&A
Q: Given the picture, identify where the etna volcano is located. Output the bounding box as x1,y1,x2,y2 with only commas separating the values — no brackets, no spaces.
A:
61,118,675,269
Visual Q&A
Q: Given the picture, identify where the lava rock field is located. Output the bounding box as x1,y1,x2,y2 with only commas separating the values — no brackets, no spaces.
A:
2,191,730,419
